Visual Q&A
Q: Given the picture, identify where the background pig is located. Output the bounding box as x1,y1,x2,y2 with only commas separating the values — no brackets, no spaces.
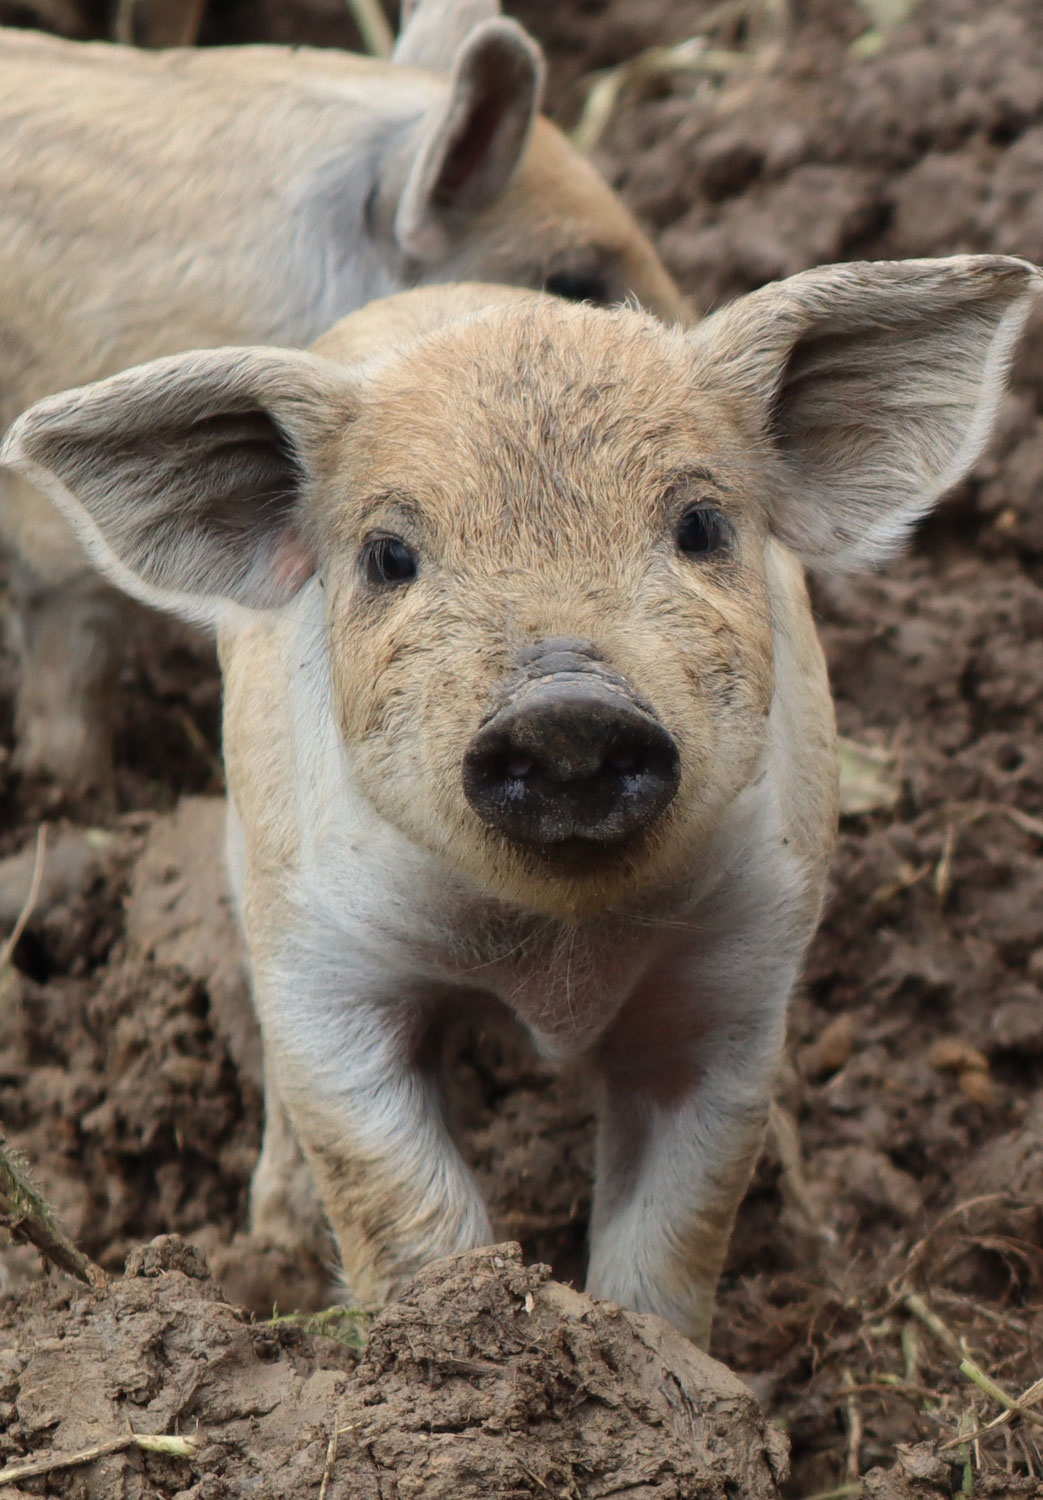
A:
5,256,1036,1346
0,0,685,805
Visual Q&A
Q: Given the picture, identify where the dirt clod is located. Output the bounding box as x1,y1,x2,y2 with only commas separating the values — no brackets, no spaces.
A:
864,1441,1043,1498
0,1240,786,1499
0,1233,357,1498
345,1242,788,1499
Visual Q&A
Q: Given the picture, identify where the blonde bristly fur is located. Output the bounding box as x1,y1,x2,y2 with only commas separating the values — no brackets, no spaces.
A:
4,257,1039,1344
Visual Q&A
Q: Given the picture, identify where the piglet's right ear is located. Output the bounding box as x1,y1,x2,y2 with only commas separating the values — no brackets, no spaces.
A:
691,255,1042,571
1,347,354,628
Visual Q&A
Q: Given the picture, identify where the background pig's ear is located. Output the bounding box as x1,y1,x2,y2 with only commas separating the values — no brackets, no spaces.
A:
1,347,352,627
392,0,502,72
395,19,543,262
694,255,1042,572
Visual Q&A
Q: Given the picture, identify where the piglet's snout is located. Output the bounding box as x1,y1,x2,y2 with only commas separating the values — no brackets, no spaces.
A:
462,650,680,847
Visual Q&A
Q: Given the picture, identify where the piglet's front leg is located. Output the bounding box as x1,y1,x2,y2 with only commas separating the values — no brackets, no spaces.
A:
585,956,791,1349
252,973,492,1309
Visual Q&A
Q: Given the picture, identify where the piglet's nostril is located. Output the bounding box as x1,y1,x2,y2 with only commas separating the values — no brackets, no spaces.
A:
463,677,680,848
608,748,636,773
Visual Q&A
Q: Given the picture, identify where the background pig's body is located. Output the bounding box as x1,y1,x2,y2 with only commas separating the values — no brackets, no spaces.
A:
8,259,1037,1345
0,8,684,799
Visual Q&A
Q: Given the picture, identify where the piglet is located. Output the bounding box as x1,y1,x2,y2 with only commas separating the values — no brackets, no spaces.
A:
4,257,1037,1344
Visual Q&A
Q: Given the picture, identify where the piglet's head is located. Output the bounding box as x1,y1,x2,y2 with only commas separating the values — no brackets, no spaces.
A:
6,258,1039,918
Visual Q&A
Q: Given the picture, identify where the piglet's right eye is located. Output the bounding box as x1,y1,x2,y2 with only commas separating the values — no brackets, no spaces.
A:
363,535,418,587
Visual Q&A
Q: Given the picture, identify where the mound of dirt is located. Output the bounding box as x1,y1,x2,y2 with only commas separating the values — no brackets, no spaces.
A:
0,1239,787,1499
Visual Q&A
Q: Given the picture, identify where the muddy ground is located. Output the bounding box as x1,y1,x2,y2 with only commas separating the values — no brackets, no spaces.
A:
1,0,1043,1495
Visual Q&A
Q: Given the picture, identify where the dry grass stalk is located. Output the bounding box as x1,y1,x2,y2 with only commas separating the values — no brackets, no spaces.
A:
768,1100,840,1251
958,1362,1043,1434
893,1195,1015,1295
842,1367,864,1482
896,1287,1043,1475
939,1374,1043,1452
317,1424,339,1499
571,0,795,154
932,821,958,902
0,1432,198,1486
903,1292,967,1358
926,799,1043,845
573,39,757,154
345,0,394,57
0,824,47,973
0,1134,106,1289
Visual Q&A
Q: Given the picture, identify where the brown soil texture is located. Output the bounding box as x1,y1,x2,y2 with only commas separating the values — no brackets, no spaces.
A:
0,1239,788,1498
1,0,1043,1496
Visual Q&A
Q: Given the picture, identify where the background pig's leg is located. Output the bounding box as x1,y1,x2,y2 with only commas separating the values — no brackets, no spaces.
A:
586,966,791,1348
253,985,493,1308
8,567,128,808
2,471,129,807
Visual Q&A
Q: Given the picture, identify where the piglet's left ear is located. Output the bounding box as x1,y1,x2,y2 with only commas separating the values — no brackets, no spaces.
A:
1,346,355,627
692,255,1042,572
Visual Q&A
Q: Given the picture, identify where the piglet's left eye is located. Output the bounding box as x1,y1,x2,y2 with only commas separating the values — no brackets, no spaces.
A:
676,505,731,557
363,535,419,586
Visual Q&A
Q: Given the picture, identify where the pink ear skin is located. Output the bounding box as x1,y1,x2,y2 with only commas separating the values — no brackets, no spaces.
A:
270,530,317,601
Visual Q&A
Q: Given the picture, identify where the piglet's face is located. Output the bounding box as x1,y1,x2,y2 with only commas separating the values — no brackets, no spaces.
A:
6,257,1038,917
317,305,775,915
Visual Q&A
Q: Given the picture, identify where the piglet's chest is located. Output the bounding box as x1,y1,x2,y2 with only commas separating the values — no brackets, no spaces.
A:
407,900,681,1056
